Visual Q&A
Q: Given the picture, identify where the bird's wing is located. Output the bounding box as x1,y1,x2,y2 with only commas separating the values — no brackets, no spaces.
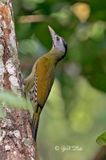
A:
24,72,34,95
24,67,40,141
35,56,55,107
31,57,55,141
24,56,55,141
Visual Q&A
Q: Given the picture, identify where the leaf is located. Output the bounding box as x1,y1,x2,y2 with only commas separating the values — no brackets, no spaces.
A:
0,91,33,114
96,132,106,145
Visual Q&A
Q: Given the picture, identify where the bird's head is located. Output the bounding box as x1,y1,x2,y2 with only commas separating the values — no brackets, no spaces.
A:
48,26,67,57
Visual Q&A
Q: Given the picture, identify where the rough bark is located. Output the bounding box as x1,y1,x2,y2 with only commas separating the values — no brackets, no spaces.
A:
0,0,39,159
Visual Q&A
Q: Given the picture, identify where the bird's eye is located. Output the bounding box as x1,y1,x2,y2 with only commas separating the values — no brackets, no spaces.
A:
56,36,60,41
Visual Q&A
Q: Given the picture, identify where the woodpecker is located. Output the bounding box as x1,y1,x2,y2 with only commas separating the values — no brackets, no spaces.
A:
24,26,67,141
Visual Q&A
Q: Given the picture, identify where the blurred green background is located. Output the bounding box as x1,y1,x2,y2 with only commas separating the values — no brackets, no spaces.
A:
13,0,106,159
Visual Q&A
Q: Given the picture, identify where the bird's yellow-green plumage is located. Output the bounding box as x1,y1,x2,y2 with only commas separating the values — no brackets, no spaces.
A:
24,26,67,141
24,48,60,106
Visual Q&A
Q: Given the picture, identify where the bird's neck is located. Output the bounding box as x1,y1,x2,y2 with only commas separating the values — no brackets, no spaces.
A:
47,47,64,64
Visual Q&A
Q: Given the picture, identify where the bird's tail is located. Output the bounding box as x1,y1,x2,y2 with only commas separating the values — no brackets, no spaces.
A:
31,105,41,142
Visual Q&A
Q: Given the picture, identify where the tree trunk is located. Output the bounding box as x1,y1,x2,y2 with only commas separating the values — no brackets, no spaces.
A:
0,0,39,159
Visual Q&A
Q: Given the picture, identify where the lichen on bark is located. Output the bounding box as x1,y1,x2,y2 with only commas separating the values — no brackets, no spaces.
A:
0,0,38,159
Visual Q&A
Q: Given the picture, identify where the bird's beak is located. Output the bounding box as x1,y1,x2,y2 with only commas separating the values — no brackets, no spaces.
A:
48,25,56,44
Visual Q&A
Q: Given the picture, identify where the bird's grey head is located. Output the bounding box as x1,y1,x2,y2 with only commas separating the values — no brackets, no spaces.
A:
48,26,67,56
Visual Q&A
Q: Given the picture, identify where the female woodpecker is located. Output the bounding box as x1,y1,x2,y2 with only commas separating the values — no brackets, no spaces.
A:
24,26,67,141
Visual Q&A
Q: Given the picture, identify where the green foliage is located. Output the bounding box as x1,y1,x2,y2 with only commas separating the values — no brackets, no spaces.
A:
0,91,33,118
13,0,106,92
12,0,106,159
96,132,106,146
